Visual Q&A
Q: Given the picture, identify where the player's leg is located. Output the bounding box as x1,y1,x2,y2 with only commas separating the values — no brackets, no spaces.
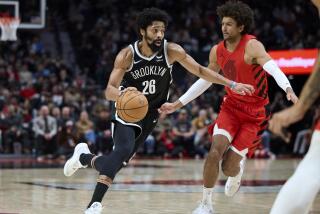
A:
84,113,159,212
221,148,244,176
123,112,159,164
64,121,137,213
203,135,230,193
221,146,246,197
193,134,230,214
83,122,136,209
222,119,262,197
270,130,320,214
193,107,239,214
222,104,270,197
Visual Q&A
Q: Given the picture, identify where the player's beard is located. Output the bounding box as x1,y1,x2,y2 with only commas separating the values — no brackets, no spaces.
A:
145,34,164,53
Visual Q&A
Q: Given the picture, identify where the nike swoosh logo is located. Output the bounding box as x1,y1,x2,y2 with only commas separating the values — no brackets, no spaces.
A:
156,55,163,59
133,60,142,64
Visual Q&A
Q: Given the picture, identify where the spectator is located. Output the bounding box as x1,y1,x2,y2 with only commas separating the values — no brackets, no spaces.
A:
57,120,78,160
52,106,62,128
172,109,195,158
61,106,74,125
154,113,174,157
76,110,96,147
94,108,113,155
4,125,27,154
157,121,175,158
192,109,212,158
32,105,57,160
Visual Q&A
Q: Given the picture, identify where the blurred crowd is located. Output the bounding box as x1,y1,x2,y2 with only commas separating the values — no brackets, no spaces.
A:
0,0,319,160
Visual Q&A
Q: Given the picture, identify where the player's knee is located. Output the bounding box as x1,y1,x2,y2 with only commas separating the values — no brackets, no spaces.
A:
207,149,223,163
211,135,229,154
221,161,239,177
114,144,134,161
99,148,133,178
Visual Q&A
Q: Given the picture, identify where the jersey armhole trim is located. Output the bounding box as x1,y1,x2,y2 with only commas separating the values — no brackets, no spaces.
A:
126,45,134,71
164,40,173,68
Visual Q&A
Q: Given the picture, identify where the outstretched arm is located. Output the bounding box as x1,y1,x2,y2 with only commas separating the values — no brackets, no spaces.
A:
159,46,218,113
159,78,212,114
246,39,298,103
167,42,254,95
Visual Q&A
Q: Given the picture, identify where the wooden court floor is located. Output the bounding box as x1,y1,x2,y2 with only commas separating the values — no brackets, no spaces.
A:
0,158,319,214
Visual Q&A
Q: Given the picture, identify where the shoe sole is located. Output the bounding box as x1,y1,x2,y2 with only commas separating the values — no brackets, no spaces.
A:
63,143,89,177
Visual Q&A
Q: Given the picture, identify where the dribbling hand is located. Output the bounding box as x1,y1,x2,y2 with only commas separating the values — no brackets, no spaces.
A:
119,87,138,96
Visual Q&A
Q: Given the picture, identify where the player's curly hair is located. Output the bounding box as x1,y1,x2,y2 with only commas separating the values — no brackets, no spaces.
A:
217,0,254,35
136,8,169,38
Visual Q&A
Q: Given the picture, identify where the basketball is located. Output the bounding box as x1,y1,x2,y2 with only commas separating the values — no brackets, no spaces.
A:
116,90,148,123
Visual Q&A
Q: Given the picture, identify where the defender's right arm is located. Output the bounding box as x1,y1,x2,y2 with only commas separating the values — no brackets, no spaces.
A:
159,46,220,114
177,45,220,107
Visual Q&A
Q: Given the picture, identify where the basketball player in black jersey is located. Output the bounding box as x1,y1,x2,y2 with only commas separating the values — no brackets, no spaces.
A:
63,8,254,213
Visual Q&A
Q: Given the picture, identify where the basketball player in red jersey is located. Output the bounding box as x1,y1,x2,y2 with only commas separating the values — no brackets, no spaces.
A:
159,1,298,213
269,1,320,213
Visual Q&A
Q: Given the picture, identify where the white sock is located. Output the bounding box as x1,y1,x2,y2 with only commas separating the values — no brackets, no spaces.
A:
202,186,213,205
270,131,320,214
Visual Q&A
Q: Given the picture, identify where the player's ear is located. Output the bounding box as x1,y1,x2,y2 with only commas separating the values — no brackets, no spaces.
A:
238,25,244,33
140,28,145,37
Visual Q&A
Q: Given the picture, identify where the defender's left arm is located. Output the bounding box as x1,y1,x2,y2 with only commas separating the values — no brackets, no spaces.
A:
167,42,254,95
246,39,298,103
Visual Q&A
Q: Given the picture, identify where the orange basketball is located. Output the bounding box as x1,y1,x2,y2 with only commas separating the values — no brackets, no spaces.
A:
116,90,148,123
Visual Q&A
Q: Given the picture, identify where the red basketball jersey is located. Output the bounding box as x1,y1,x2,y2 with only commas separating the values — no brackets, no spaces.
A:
216,34,269,105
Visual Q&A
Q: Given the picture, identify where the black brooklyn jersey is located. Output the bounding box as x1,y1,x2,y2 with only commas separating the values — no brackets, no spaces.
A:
121,39,173,110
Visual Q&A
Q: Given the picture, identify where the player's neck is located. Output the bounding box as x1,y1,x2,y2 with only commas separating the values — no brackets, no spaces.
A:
225,35,242,52
138,41,155,57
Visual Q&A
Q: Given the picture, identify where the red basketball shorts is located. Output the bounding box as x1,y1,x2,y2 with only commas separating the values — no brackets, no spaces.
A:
208,97,270,157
